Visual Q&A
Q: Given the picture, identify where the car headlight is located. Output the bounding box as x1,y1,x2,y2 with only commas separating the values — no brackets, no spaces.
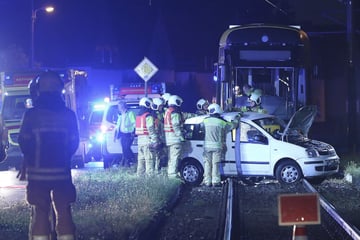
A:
306,148,319,158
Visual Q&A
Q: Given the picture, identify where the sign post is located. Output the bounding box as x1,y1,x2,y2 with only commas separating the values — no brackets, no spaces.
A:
134,57,159,97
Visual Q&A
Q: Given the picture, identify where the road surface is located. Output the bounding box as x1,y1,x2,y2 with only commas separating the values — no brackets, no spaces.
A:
0,161,103,208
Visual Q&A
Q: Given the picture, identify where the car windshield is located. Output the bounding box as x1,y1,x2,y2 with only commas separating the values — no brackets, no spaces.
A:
252,117,287,139
253,116,307,141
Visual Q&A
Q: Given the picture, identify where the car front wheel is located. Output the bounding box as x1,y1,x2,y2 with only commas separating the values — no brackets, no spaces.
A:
179,159,203,185
275,160,302,184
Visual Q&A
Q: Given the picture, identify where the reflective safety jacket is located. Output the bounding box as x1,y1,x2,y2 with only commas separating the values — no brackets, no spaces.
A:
135,110,157,146
203,114,238,151
18,93,79,181
164,106,184,145
136,112,151,135
116,110,136,134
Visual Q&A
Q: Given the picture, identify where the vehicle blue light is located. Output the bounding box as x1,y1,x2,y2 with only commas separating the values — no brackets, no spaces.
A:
96,133,105,143
93,103,106,110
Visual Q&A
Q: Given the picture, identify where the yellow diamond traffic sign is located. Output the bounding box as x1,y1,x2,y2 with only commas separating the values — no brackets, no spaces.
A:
134,57,159,82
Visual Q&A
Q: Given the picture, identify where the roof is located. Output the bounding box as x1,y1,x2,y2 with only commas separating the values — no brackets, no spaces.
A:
184,111,271,125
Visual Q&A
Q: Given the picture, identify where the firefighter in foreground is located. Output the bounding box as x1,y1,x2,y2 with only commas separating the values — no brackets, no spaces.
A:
136,97,158,176
202,103,239,187
18,71,79,240
164,95,185,178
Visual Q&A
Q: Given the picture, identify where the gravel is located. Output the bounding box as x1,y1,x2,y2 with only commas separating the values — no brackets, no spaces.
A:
154,178,360,240
155,185,223,240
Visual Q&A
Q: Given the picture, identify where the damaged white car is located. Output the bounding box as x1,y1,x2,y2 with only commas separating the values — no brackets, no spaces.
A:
180,105,340,185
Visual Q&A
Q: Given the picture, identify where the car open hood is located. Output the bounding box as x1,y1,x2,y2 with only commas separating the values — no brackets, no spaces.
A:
283,105,317,138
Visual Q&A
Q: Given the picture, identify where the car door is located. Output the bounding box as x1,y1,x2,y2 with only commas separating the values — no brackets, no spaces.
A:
103,104,122,154
220,129,237,175
237,122,272,175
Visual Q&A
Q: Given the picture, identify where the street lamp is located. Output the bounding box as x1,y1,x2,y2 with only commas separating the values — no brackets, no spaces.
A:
30,5,54,68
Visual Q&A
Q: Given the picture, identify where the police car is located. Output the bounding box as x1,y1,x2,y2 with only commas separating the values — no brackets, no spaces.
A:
180,105,340,185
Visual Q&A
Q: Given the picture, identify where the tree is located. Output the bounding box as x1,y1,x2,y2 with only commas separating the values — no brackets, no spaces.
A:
0,44,29,71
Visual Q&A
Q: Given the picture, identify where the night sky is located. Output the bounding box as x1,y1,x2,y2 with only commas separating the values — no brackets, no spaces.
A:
0,0,358,70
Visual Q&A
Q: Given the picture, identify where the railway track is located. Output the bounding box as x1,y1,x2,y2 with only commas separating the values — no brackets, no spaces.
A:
220,178,360,240
151,177,360,240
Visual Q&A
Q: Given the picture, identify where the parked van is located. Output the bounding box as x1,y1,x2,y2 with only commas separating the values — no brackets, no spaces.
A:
180,105,340,185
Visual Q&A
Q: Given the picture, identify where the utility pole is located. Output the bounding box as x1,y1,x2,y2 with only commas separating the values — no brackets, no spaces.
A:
345,0,356,152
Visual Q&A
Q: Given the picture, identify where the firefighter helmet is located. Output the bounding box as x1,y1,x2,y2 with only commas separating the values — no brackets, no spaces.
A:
28,78,39,103
196,98,209,110
208,103,223,114
151,97,164,111
249,89,262,105
139,97,152,108
168,95,183,107
161,93,171,103
36,70,64,93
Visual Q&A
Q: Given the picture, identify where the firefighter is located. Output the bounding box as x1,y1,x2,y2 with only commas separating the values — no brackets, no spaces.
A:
151,97,167,175
18,70,79,240
196,98,209,115
241,89,267,114
136,97,158,176
161,92,171,108
243,84,254,97
202,103,239,187
113,100,136,168
164,95,185,178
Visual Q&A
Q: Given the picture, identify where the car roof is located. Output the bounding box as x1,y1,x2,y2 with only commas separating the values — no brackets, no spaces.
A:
184,111,273,124
239,111,273,121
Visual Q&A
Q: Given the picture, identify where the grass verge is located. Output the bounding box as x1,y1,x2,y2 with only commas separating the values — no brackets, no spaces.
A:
0,167,181,240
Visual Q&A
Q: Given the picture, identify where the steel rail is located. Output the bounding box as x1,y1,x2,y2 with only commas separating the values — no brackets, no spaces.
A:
303,179,360,240
223,178,234,240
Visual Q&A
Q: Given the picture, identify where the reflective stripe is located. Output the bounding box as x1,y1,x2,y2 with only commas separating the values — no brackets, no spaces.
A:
32,235,50,240
57,235,75,240
27,167,70,173
164,107,175,132
32,128,69,168
27,167,71,181
27,174,71,181
135,112,150,135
